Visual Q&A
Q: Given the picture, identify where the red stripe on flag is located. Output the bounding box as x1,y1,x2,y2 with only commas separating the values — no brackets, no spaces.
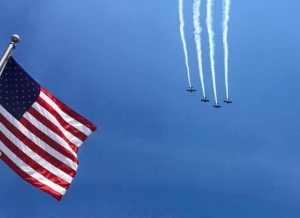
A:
36,96,88,142
41,87,97,132
0,152,63,201
27,106,78,153
0,114,76,176
20,116,79,164
1,132,70,189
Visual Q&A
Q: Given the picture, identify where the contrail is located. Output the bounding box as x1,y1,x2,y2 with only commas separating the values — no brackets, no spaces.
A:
179,0,192,88
193,0,206,97
206,0,218,104
222,0,231,99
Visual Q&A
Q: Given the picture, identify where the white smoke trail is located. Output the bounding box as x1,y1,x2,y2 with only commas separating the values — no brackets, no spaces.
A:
222,0,231,99
193,0,206,97
206,0,218,103
179,0,192,88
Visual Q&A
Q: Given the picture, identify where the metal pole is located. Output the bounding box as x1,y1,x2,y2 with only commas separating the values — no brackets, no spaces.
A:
0,34,20,73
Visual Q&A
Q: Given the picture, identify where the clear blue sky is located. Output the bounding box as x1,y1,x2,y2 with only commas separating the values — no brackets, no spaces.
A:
1,0,300,217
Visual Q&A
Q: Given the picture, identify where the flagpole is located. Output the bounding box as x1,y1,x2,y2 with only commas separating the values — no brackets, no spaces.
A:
0,34,20,72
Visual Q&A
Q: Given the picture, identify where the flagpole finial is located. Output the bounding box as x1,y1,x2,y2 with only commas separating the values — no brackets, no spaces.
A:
0,34,20,73
11,34,20,44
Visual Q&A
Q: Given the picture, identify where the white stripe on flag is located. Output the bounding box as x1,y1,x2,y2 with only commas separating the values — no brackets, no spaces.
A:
40,91,93,136
23,107,77,157
0,123,73,183
0,143,67,195
0,106,78,171
32,101,83,147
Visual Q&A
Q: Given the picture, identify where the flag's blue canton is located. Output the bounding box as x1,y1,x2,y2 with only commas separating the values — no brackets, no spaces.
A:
0,57,40,120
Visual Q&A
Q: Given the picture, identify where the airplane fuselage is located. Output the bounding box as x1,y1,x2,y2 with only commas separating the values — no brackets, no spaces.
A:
186,87,196,93
224,98,232,104
201,98,210,102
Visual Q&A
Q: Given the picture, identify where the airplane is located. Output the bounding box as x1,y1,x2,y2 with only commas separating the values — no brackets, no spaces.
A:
201,97,210,102
223,98,232,104
213,103,221,108
186,87,196,93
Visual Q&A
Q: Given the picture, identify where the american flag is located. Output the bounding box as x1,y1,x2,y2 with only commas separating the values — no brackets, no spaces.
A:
0,56,97,201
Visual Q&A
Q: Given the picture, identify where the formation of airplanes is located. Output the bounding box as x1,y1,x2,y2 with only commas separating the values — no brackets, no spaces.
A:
186,87,232,108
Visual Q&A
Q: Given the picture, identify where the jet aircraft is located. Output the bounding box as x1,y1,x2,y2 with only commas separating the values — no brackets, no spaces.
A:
224,98,232,104
186,87,196,93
